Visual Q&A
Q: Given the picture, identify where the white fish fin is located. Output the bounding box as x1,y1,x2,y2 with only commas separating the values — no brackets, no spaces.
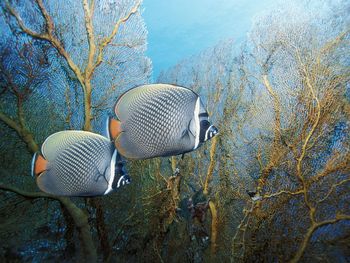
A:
41,130,109,161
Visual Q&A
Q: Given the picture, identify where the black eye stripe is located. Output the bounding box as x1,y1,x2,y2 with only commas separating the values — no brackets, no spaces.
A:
200,120,210,128
199,112,209,118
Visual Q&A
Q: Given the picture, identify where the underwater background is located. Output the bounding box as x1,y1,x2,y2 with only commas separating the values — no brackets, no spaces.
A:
0,0,349,262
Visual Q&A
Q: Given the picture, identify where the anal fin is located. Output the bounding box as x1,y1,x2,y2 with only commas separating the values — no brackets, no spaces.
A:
114,133,139,159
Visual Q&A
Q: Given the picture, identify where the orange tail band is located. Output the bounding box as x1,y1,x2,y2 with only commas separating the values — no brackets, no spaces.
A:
31,152,48,177
108,117,123,141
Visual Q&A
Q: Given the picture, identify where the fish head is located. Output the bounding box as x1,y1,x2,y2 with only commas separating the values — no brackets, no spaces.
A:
195,98,219,144
200,120,218,142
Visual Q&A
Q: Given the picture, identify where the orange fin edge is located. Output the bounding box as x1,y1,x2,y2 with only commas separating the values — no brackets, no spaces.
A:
31,152,48,178
108,117,122,141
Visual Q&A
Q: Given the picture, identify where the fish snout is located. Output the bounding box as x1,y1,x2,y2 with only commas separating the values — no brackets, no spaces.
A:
210,125,219,137
205,125,218,141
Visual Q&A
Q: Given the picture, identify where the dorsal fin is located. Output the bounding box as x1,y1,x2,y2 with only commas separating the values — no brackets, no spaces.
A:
31,152,48,177
114,84,196,121
41,130,108,161
114,85,150,121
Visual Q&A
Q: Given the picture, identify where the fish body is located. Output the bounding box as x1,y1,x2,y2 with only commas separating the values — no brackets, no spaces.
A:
31,130,120,196
108,84,218,159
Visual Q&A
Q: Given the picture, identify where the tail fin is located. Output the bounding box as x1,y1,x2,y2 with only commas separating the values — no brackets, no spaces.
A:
106,116,122,141
31,152,48,177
